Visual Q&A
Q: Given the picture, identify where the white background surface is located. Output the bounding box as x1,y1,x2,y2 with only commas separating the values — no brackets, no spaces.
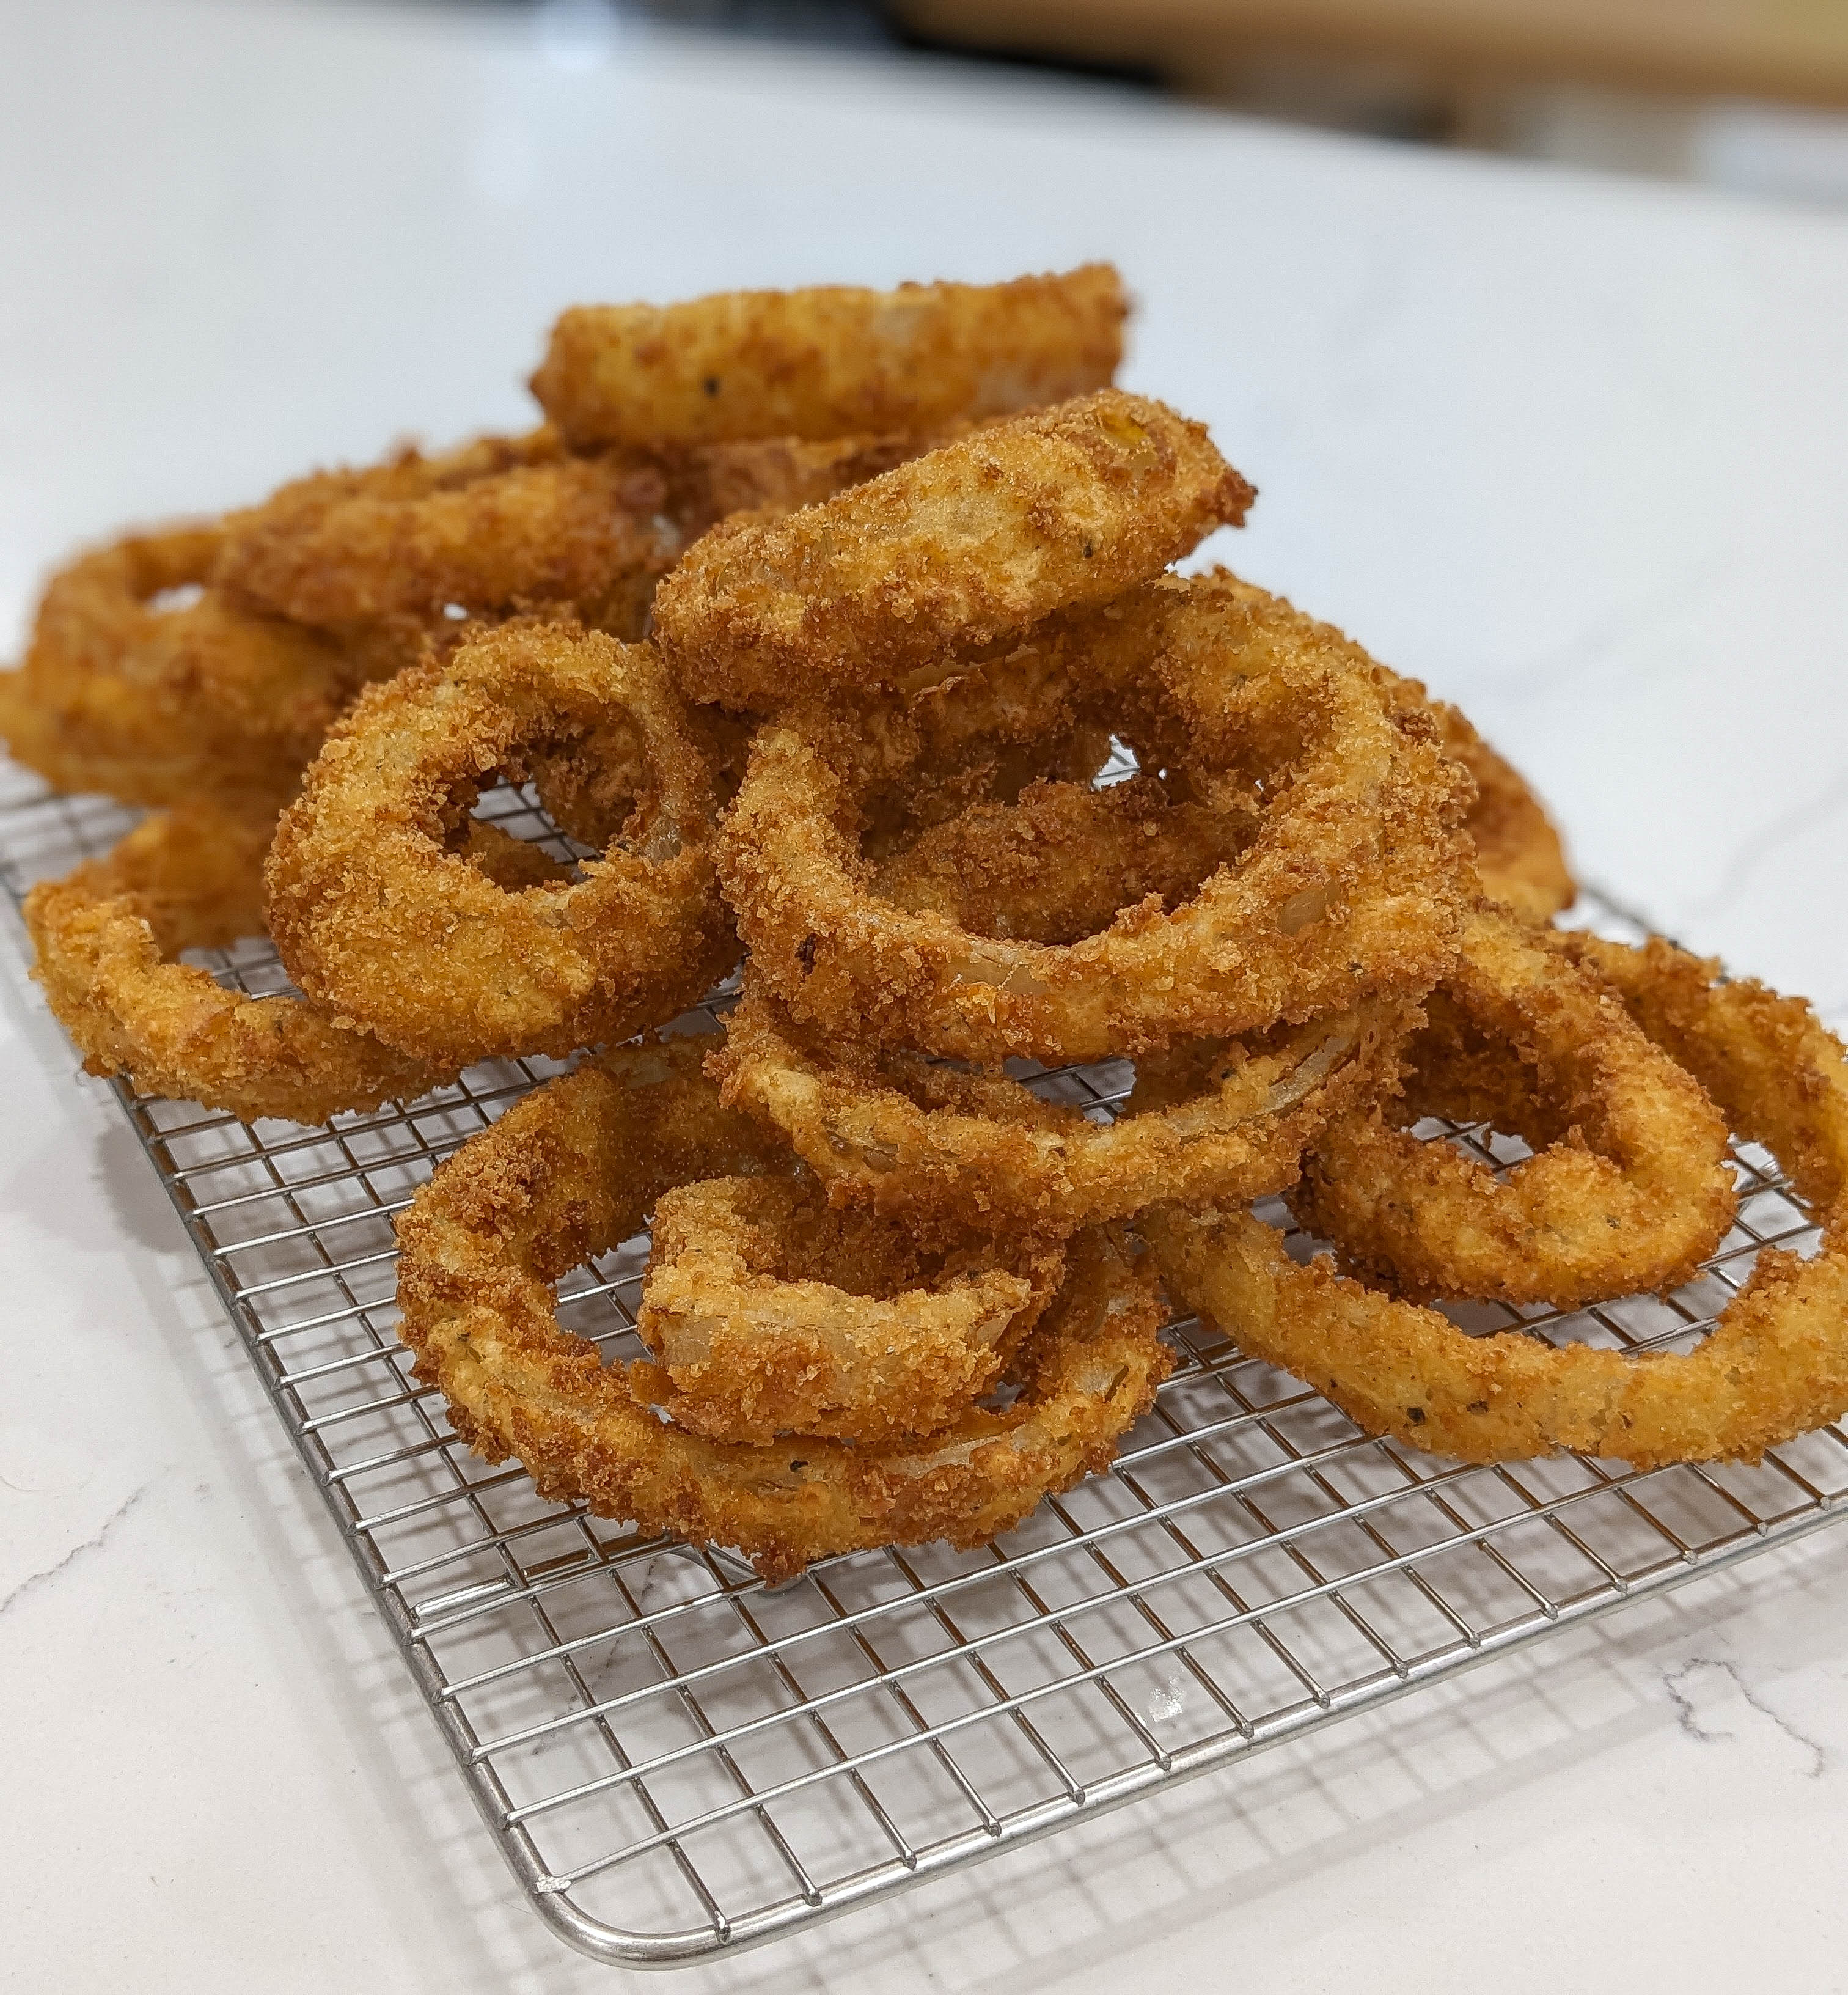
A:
3,1,1847,1988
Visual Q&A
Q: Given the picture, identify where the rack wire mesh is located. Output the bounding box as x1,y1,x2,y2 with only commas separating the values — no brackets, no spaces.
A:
4,760,1846,1971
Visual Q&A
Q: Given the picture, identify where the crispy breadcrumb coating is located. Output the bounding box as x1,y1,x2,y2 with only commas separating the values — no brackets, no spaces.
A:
532,265,1128,449
653,391,1254,710
395,1038,1171,1584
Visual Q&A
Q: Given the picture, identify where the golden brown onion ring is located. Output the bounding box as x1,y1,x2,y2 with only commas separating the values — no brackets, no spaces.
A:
720,570,1470,1065
710,984,1412,1232
20,805,556,1122
265,621,736,1065
868,653,1568,935
215,450,679,633
530,265,1127,450
1439,707,1574,922
0,670,299,817
632,1175,1066,1445
1373,671,1573,922
653,391,1254,711
1146,936,1848,1470
0,526,403,812
1288,905,1734,1307
394,1037,1172,1584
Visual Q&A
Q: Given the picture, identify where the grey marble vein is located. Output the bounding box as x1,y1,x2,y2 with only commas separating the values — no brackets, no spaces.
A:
0,1483,150,1620
1660,1657,1828,1780
1685,765,1848,922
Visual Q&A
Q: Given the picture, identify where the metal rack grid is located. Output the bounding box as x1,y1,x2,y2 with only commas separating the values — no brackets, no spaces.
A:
5,765,1846,1972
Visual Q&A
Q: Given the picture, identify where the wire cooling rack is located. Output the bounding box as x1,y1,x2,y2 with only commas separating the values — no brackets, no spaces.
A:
5,765,1847,1972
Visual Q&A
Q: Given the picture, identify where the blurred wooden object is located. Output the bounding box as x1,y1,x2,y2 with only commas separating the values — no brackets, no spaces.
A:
894,0,1848,109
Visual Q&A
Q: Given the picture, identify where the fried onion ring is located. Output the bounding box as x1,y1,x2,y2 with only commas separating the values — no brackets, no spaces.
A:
265,621,736,1065
1374,672,1573,922
710,984,1412,1230
530,265,1128,450
721,570,1470,1064
21,804,560,1122
0,526,404,812
1439,707,1574,922
1146,937,1848,1469
1288,904,1734,1306
631,1175,1066,1445
653,391,1255,711
216,450,678,634
394,1037,1172,1583
214,428,930,641
0,667,299,817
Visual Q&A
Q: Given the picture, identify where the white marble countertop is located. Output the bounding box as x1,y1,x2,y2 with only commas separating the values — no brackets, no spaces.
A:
3,2,1847,1988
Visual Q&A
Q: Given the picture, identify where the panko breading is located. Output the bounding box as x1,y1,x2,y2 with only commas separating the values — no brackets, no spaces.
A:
653,389,1256,710
19,805,548,1120
531,264,1128,449
634,1174,1066,1445
395,1038,1172,1584
265,622,736,1065
1288,905,1736,1307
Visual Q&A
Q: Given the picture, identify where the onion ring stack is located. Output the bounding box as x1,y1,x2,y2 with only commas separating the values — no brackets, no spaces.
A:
1146,936,1848,1469
395,1037,1171,1584
15,263,1843,1587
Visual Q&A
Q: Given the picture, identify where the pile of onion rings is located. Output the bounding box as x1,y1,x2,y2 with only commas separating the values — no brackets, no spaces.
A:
395,1036,1170,1584
1147,936,1848,1469
14,262,1843,1588
653,390,1257,711
716,570,1473,1063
